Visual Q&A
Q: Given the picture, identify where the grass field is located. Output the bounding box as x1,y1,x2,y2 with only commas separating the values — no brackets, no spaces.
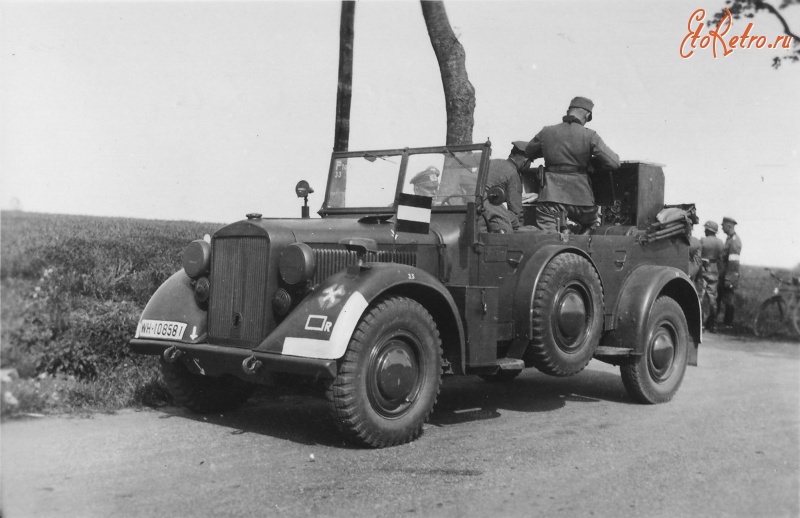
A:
1,210,797,417
1,211,223,417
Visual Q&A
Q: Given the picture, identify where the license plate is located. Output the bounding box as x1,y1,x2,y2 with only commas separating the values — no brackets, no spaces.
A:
137,320,187,340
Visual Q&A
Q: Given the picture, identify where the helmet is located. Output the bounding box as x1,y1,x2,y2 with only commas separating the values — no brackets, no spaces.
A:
704,220,718,233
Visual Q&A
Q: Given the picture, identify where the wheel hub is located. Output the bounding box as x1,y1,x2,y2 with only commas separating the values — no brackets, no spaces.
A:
369,338,420,416
649,327,675,381
554,287,589,351
377,345,417,401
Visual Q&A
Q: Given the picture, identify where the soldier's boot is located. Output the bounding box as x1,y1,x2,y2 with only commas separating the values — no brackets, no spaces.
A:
723,305,735,326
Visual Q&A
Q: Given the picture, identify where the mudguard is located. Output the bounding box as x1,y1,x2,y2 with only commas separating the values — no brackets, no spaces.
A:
512,244,597,340
133,270,208,344
255,262,465,363
605,265,702,365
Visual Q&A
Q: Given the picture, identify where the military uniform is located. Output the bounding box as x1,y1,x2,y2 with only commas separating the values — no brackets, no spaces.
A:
718,216,742,326
688,236,702,281
525,96,621,232
698,221,724,330
409,167,440,198
485,141,528,230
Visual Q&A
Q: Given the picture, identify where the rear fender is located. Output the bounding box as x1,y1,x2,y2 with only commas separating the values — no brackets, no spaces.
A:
512,244,599,340
256,263,465,370
133,270,207,344
605,265,701,365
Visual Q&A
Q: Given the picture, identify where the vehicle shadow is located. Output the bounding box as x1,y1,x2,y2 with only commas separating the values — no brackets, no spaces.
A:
430,368,629,426
155,367,630,448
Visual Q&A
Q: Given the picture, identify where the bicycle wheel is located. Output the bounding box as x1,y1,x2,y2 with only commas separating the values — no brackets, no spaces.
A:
789,303,800,339
753,296,787,338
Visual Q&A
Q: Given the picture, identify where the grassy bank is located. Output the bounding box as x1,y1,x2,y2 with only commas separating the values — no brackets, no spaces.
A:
1,210,796,417
1,211,222,417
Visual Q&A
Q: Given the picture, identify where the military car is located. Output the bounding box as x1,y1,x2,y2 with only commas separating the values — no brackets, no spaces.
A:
129,141,701,448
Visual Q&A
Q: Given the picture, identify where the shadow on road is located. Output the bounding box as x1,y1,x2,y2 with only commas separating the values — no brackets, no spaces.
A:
154,367,629,448
430,368,628,426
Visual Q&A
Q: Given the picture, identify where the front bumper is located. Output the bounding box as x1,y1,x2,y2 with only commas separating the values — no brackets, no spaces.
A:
129,339,338,383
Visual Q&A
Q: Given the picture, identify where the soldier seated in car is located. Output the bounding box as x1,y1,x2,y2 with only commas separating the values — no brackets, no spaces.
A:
409,167,441,199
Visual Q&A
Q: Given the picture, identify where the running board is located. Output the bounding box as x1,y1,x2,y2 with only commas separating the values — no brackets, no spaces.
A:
496,357,525,371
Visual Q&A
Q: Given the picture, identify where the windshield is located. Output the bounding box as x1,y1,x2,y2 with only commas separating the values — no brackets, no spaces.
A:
326,148,485,210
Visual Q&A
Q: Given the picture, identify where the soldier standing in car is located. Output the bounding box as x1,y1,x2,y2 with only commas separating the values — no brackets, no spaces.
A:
525,96,621,234
699,220,724,331
717,216,742,329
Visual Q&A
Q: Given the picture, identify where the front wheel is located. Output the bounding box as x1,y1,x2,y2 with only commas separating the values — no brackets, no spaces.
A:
753,296,787,338
327,296,442,448
621,297,690,404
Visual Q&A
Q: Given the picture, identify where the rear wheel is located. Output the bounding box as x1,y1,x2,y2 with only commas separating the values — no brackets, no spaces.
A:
524,253,603,377
621,297,689,404
327,296,442,448
753,296,787,338
160,358,257,414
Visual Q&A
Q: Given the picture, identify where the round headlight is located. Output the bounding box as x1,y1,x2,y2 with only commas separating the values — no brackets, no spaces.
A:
183,239,211,279
279,242,316,287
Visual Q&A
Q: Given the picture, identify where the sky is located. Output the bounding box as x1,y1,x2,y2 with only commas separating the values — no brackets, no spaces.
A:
1,0,799,268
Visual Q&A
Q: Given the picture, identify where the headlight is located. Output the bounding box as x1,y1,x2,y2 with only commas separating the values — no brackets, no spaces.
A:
279,242,316,287
183,239,211,279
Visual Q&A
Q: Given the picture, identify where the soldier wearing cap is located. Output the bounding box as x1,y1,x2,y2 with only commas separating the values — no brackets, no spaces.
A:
699,220,725,331
409,166,441,198
717,216,742,328
525,96,620,233
485,141,530,230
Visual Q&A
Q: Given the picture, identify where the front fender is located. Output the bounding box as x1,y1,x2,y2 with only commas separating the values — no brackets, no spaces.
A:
606,265,701,365
255,263,465,365
133,270,207,344
512,244,599,340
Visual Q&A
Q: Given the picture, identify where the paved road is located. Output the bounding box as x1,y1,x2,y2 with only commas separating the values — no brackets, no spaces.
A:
2,334,798,518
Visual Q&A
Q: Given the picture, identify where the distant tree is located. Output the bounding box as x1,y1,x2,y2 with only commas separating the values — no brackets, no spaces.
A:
420,1,476,145
711,0,800,68
333,1,355,152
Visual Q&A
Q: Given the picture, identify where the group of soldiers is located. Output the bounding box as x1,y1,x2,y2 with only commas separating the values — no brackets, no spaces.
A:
690,217,743,331
409,95,619,234
409,95,743,330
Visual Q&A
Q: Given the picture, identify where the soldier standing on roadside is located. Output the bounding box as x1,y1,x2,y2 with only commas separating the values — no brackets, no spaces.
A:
717,216,742,329
525,96,621,233
699,220,724,331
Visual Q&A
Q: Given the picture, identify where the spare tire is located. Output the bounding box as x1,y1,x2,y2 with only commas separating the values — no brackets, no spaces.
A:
524,253,603,377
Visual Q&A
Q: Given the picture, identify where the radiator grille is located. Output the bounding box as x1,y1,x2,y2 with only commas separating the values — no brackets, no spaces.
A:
208,236,271,345
312,248,417,284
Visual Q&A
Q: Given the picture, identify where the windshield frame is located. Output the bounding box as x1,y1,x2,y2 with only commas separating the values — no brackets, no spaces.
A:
318,142,492,217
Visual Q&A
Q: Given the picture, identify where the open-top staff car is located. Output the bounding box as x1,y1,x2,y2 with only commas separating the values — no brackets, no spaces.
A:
130,141,701,448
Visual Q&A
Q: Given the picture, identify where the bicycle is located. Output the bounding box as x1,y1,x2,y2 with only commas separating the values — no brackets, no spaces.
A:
752,268,800,339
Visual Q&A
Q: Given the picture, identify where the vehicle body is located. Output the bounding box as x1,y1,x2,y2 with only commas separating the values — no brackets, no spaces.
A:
130,141,701,448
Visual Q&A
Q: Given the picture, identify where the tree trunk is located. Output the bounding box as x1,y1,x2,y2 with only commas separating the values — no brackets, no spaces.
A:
420,1,476,146
334,1,355,152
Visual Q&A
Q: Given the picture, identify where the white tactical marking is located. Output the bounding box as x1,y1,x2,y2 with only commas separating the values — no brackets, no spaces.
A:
282,291,369,359
397,204,431,224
